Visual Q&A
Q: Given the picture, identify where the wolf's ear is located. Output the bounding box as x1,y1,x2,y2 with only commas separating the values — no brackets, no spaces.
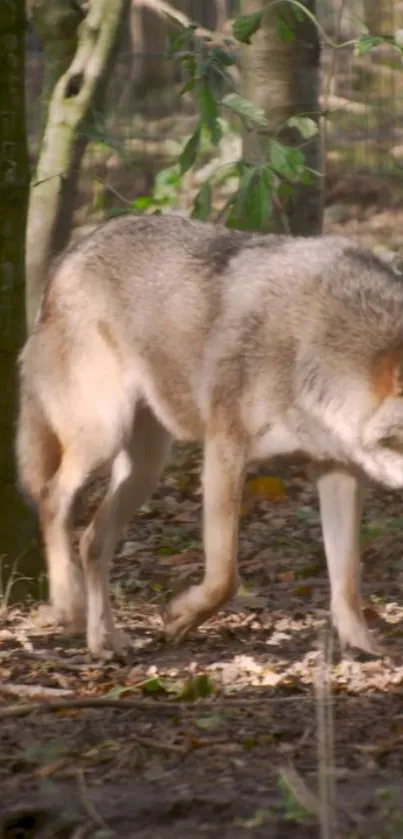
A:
372,347,403,401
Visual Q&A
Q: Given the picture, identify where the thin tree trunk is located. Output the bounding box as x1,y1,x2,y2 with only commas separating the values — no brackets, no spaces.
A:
240,0,322,234
365,0,395,36
26,0,129,332
364,1,403,99
0,1,44,599
30,0,85,140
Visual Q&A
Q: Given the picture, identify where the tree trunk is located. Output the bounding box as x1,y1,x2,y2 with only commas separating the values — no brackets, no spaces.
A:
240,0,323,235
363,0,403,167
0,1,44,600
365,0,395,36
30,0,85,140
26,0,129,332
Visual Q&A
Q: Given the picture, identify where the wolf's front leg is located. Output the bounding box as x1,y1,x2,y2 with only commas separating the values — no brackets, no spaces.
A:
164,431,246,642
315,466,379,654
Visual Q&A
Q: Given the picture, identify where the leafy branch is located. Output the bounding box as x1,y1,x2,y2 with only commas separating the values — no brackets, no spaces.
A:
123,0,403,232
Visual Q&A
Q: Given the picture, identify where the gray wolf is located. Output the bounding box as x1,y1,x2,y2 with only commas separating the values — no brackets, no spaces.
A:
16,214,403,658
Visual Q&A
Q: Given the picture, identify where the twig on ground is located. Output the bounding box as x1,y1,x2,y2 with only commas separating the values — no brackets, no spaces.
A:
0,693,313,719
131,734,186,754
0,683,74,700
12,649,102,672
0,697,180,718
70,824,94,839
76,768,110,831
279,764,321,816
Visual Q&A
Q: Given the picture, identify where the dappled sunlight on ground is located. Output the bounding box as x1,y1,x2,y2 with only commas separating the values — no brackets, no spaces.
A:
2,438,403,835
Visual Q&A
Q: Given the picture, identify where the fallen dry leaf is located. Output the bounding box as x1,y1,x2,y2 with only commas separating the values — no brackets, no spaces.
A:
244,476,287,502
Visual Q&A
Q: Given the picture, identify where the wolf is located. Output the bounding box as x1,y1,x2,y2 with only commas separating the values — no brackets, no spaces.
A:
16,214,403,659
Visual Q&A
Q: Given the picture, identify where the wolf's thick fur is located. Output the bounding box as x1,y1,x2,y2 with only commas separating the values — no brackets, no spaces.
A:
16,215,403,657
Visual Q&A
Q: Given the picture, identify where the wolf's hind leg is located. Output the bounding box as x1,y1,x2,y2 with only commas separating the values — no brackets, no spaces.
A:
80,405,172,659
39,446,90,633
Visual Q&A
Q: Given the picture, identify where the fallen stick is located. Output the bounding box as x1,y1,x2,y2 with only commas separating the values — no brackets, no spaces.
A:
0,683,74,700
0,692,312,719
0,696,183,718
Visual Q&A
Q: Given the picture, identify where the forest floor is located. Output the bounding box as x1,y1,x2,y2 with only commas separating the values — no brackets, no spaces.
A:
2,206,403,838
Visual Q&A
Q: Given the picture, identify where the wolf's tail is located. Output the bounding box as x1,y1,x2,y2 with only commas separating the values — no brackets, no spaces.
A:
15,367,62,506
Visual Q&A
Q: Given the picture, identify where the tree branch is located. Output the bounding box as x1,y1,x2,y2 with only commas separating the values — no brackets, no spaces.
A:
132,0,237,46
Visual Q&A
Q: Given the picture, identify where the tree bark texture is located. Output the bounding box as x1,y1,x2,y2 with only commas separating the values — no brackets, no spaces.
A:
26,0,129,332
30,0,85,139
0,0,44,599
240,0,323,235
364,0,403,117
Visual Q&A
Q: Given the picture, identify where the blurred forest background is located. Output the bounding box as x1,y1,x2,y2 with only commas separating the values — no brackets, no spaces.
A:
25,0,403,245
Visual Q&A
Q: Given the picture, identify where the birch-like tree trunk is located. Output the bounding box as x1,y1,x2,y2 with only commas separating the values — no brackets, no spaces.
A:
26,0,129,331
240,0,323,234
0,1,43,598
29,0,85,139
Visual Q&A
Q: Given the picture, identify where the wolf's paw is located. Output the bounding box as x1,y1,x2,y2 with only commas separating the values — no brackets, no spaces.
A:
87,626,132,663
50,598,87,636
162,580,236,643
332,601,382,656
162,591,204,643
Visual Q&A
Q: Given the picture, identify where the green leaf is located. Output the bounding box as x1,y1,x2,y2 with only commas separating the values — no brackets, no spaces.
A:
269,140,289,174
192,181,212,221
140,677,167,694
157,544,177,555
299,167,315,185
291,4,305,22
166,25,196,57
269,141,305,180
180,54,197,76
229,165,273,232
199,82,222,145
212,46,234,67
286,115,318,139
233,164,257,213
179,126,201,174
276,13,295,43
221,92,268,127
233,10,262,44
153,164,181,201
106,685,133,698
178,673,215,700
180,77,196,95
129,195,153,212
355,34,383,56
248,167,273,231
277,182,296,203
195,714,223,731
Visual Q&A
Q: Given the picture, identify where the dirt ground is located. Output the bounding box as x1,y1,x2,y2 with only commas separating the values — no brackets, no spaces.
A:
2,207,403,838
